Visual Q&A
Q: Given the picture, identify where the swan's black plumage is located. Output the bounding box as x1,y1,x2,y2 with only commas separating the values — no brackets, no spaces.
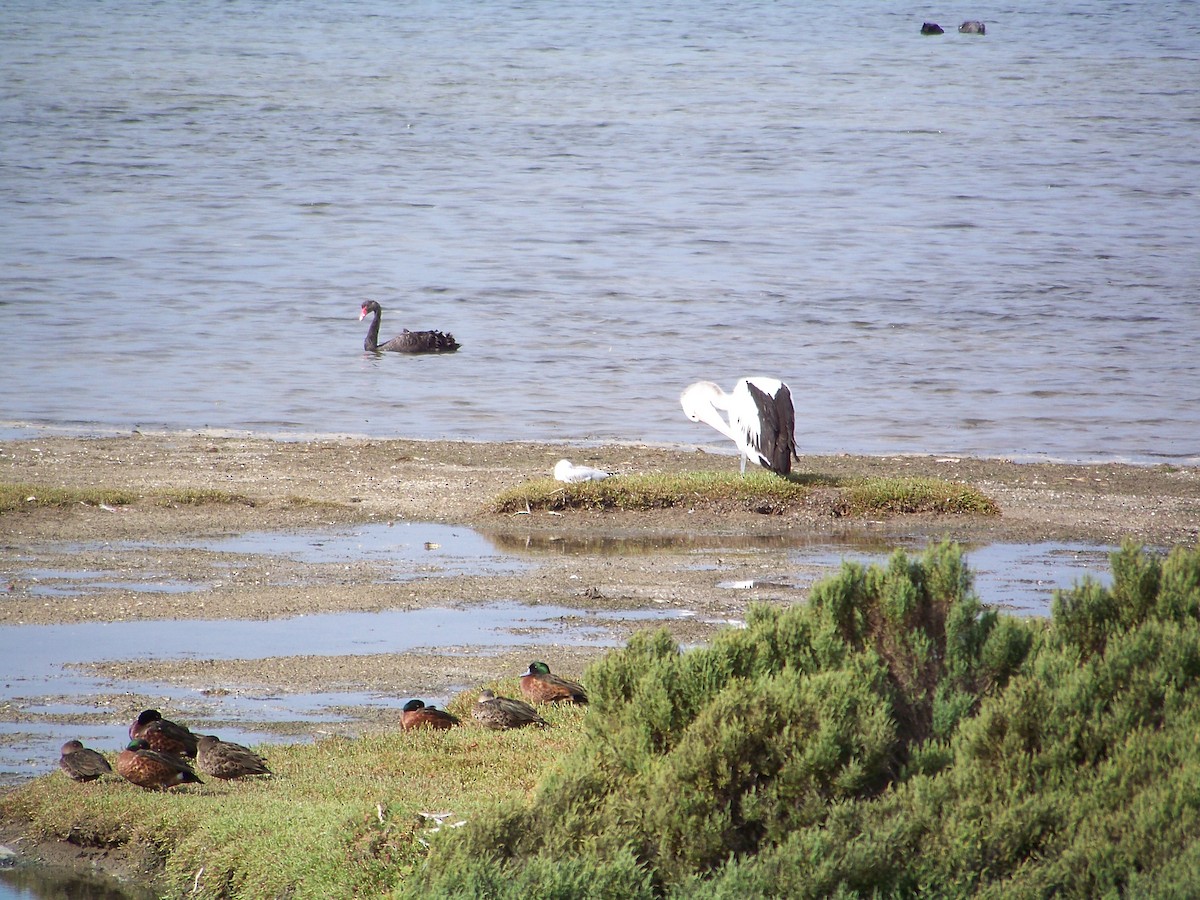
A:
359,300,460,353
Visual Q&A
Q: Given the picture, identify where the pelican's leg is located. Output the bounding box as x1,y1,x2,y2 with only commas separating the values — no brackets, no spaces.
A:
740,456,747,475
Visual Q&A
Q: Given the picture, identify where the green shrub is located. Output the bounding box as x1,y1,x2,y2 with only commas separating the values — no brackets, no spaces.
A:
405,541,1034,896
407,542,1200,898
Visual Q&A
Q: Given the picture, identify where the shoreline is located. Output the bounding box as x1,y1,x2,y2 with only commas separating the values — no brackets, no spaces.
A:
2,422,1196,469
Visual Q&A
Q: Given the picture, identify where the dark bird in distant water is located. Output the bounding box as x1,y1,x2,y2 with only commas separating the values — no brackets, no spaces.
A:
359,300,461,353
959,21,986,34
129,708,199,758
520,661,588,705
680,377,798,477
196,735,272,779
59,740,113,782
116,739,203,791
401,699,461,731
921,22,944,34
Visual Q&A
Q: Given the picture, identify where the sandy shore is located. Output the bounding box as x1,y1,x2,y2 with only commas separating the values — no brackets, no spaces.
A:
1,433,1197,730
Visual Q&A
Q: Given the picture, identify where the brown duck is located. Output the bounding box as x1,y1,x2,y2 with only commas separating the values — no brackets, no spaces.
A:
196,735,272,779
401,699,461,731
116,739,202,791
129,709,199,758
520,661,588,705
359,300,460,353
472,689,548,730
59,740,113,782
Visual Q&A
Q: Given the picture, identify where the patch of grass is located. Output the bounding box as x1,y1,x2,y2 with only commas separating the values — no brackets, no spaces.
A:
1,690,585,899
280,494,342,510
492,472,820,513
842,475,999,515
0,482,140,514
0,482,253,514
490,471,997,517
150,487,254,508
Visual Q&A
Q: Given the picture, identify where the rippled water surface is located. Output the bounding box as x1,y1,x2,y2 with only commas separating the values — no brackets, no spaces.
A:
2,1,1198,463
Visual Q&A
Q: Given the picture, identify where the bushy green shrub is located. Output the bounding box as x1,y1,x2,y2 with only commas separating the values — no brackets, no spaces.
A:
406,542,1200,898
404,541,1039,896
699,542,1200,899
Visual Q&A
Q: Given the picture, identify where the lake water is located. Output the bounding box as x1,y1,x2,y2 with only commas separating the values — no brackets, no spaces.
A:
2,1,1198,466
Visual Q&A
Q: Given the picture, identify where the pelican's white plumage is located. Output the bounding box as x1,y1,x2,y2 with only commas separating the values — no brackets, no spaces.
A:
553,459,612,483
680,377,798,476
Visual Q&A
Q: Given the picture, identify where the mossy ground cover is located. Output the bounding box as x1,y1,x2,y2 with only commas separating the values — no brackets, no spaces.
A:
0,482,252,514
490,471,998,516
5,543,1200,898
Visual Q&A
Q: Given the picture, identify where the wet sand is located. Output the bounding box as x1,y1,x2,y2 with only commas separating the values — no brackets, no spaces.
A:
1,433,1197,740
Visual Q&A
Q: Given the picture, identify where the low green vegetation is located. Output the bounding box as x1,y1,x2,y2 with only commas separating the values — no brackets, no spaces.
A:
2,692,586,898
406,541,1200,898
0,481,252,514
490,471,998,516
6,542,1200,898
842,475,998,515
0,482,140,514
150,487,254,507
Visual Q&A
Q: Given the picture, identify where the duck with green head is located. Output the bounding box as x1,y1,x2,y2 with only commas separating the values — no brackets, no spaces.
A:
401,699,461,731
520,661,588,705
116,739,203,791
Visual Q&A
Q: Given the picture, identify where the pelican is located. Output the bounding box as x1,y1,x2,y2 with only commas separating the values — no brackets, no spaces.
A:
680,377,798,477
553,459,612,483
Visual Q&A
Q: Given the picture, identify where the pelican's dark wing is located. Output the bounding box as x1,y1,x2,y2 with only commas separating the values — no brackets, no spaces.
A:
746,381,796,476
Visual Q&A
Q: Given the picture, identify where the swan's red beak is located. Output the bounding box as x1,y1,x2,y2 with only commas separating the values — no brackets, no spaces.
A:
358,308,368,321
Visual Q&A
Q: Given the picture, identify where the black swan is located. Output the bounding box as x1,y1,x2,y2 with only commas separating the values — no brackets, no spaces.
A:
359,300,461,354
